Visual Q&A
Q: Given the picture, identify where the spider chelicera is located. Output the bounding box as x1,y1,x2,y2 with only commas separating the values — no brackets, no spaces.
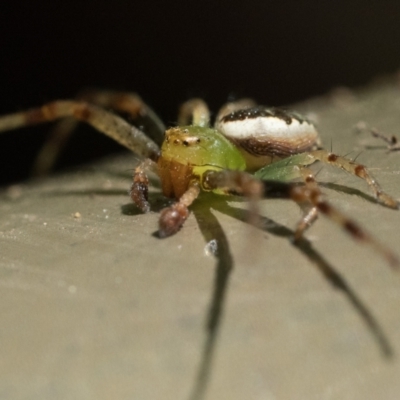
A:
0,90,398,267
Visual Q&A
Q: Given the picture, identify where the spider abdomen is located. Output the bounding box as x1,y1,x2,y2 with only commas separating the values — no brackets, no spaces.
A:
216,106,320,171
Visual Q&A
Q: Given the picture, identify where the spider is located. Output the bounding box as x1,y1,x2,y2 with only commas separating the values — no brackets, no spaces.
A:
0,90,398,267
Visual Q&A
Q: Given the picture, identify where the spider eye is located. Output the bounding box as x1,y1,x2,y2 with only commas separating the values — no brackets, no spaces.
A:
183,140,189,146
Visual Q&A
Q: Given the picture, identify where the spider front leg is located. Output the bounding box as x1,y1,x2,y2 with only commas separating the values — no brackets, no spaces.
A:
31,91,165,176
0,100,160,161
203,169,399,268
130,159,160,213
79,89,166,143
158,183,201,238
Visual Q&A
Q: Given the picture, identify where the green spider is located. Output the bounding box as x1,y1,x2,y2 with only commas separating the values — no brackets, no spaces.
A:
0,91,398,266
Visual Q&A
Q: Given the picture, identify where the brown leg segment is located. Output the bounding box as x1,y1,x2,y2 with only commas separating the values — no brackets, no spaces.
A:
291,185,399,268
203,169,399,268
130,159,159,213
294,166,320,239
369,128,400,152
309,150,398,209
0,100,160,161
31,117,79,176
78,90,165,143
30,90,165,176
356,123,400,152
158,183,201,238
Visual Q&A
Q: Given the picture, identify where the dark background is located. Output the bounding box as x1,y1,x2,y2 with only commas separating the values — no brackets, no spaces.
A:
1,1,400,186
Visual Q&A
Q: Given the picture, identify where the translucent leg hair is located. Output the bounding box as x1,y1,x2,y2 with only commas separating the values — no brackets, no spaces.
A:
203,169,399,268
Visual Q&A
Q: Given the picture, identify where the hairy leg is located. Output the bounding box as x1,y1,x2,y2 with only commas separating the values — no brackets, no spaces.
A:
203,169,399,268
29,90,165,176
0,100,160,161
309,149,398,209
255,151,398,209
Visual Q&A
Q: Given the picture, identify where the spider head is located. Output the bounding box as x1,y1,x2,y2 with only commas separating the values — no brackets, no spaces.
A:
161,125,245,170
157,125,246,198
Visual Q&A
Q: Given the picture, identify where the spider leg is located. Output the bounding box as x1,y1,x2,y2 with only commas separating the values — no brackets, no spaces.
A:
256,151,397,209
204,168,265,229
0,100,160,161
369,128,400,152
158,182,201,237
307,149,398,209
178,98,210,127
294,166,320,239
29,90,165,176
79,90,166,142
130,159,159,213
295,206,319,240
31,117,80,176
203,169,399,268
291,184,399,268
356,123,400,152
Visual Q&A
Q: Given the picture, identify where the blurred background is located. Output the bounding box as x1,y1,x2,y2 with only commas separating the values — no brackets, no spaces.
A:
1,0,400,185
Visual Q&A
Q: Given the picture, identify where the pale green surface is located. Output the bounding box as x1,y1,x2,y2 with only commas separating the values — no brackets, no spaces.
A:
1,81,400,400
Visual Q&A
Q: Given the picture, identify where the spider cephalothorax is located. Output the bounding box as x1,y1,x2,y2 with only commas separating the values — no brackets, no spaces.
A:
157,125,245,199
0,91,398,266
